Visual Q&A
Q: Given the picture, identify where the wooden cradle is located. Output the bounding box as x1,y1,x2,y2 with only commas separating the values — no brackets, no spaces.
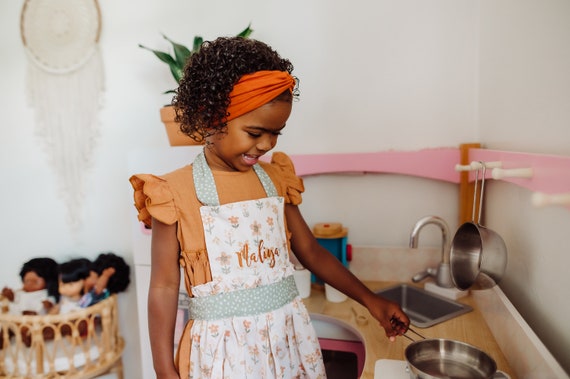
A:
0,295,124,379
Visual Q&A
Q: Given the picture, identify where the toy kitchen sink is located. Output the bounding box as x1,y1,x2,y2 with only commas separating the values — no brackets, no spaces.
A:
375,283,472,328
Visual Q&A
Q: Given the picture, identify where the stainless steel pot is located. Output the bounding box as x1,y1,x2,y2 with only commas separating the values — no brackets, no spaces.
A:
450,163,507,290
405,338,497,379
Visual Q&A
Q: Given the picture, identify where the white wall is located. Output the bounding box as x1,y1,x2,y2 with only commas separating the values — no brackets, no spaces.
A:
1,0,568,376
478,0,570,374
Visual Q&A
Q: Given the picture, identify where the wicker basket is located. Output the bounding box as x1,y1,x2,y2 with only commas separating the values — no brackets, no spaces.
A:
0,295,124,379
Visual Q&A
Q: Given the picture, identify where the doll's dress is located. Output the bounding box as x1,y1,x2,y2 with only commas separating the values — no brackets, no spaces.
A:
130,152,325,379
58,296,81,314
78,288,110,308
8,289,54,315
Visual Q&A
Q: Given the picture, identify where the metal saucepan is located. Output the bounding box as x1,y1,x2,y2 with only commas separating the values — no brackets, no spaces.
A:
405,338,498,379
450,162,507,290
390,318,507,379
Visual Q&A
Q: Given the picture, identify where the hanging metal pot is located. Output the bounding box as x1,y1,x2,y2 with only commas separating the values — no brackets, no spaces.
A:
450,163,508,290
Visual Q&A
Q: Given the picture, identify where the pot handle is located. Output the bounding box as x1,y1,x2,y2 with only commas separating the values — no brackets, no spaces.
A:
471,162,487,225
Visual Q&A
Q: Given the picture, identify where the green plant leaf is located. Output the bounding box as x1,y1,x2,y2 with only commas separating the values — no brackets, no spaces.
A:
163,35,193,69
138,44,177,66
140,24,254,92
237,23,254,38
192,36,203,53
170,66,184,84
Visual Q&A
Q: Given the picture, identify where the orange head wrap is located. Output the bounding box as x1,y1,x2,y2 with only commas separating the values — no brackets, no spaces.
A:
226,70,296,122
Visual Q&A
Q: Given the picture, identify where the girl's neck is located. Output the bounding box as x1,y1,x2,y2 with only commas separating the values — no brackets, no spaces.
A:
203,148,252,173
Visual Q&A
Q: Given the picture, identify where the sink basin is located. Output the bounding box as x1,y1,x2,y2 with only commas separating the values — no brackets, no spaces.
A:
375,284,472,328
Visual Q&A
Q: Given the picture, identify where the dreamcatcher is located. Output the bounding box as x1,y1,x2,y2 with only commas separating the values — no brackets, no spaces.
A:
20,0,104,230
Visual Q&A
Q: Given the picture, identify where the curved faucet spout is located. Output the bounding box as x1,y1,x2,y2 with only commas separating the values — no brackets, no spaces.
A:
409,215,453,288
409,216,450,264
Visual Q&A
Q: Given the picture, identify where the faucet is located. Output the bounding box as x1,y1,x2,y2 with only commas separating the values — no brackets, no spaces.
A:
409,216,454,288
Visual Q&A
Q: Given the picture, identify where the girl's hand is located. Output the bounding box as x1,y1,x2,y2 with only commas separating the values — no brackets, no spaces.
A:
366,294,410,340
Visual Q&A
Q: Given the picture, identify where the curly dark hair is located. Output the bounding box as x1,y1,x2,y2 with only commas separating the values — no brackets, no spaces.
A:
59,258,91,284
172,37,296,143
92,252,130,294
20,257,60,302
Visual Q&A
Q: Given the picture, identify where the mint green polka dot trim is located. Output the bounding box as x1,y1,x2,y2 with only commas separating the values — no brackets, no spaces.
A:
193,150,278,206
253,163,278,197
193,151,220,206
187,276,299,320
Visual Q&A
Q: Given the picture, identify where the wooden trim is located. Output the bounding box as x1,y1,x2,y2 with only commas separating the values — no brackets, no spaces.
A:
458,143,481,224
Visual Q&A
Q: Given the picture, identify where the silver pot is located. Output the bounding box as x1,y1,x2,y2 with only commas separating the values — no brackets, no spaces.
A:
405,338,497,379
450,163,507,290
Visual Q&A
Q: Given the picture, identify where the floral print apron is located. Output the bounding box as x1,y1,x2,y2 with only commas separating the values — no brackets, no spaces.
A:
186,152,325,379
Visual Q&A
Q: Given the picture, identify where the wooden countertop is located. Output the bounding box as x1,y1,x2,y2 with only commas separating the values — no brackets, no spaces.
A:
302,281,516,379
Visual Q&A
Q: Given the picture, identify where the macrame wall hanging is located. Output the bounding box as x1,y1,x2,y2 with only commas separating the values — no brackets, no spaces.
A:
20,0,104,231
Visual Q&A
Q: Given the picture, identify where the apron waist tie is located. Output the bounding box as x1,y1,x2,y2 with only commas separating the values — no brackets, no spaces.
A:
188,275,299,320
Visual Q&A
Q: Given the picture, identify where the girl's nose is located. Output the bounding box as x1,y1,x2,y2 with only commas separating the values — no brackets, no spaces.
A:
257,134,278,152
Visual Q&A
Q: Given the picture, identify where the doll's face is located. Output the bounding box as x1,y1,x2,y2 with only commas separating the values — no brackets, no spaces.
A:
22,271,47,292
84,270,98,292
59,279,85,299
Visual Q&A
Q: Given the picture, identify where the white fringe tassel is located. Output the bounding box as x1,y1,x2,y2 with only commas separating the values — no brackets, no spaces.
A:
26,47,104,231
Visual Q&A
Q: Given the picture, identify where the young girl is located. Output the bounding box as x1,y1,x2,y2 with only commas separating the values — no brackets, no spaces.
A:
130,37,409,379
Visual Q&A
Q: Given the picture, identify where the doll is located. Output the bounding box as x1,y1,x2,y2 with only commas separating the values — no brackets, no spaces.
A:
78,252,130,308
1,257,59,315
51,258,91,314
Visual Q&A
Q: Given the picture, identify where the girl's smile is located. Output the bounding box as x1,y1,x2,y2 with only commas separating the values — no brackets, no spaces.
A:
204,100,292,172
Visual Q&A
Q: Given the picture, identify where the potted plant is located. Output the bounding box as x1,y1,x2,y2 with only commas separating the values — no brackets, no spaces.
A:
140,24,254,146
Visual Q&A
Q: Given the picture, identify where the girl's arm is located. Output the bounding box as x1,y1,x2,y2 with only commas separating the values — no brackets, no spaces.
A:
285,204,409,338
149,217,181,379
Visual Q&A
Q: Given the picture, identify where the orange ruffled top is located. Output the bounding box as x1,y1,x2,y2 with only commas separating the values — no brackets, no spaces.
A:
129,152,305,292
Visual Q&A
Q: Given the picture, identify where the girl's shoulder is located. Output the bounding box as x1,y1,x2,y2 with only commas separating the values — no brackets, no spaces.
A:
162,163,194,181
260,152,305,205
129,164,196,227
260,152,295,176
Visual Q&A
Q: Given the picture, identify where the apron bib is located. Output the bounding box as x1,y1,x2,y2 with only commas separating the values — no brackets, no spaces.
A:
185,151,325,379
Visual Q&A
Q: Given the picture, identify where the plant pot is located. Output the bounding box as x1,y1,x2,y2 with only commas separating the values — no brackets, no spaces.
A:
160,106,203,146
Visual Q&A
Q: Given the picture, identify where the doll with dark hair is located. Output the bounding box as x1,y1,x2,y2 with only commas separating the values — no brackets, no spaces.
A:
51,258,91,314
78,252,130,308
1,257,59,315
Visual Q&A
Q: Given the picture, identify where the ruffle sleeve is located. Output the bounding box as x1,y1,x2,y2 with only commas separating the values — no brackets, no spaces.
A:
129,174,178,227
269,152,305,205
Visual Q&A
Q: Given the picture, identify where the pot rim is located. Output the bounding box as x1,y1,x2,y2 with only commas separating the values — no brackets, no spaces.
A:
405,338,498,379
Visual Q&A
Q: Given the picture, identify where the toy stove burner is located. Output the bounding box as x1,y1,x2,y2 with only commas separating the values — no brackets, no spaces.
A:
374,360,409,379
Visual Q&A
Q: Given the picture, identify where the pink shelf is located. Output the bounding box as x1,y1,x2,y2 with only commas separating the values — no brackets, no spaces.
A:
289,148,461,183
287,146,570,210
469,148,570,194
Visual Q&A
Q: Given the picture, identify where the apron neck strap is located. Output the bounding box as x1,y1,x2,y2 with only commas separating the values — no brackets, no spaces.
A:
193,150,278,206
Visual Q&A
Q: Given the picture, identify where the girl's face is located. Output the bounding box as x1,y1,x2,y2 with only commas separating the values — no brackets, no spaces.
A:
22,271,47,292
59,279,85,299
204,100,292,172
